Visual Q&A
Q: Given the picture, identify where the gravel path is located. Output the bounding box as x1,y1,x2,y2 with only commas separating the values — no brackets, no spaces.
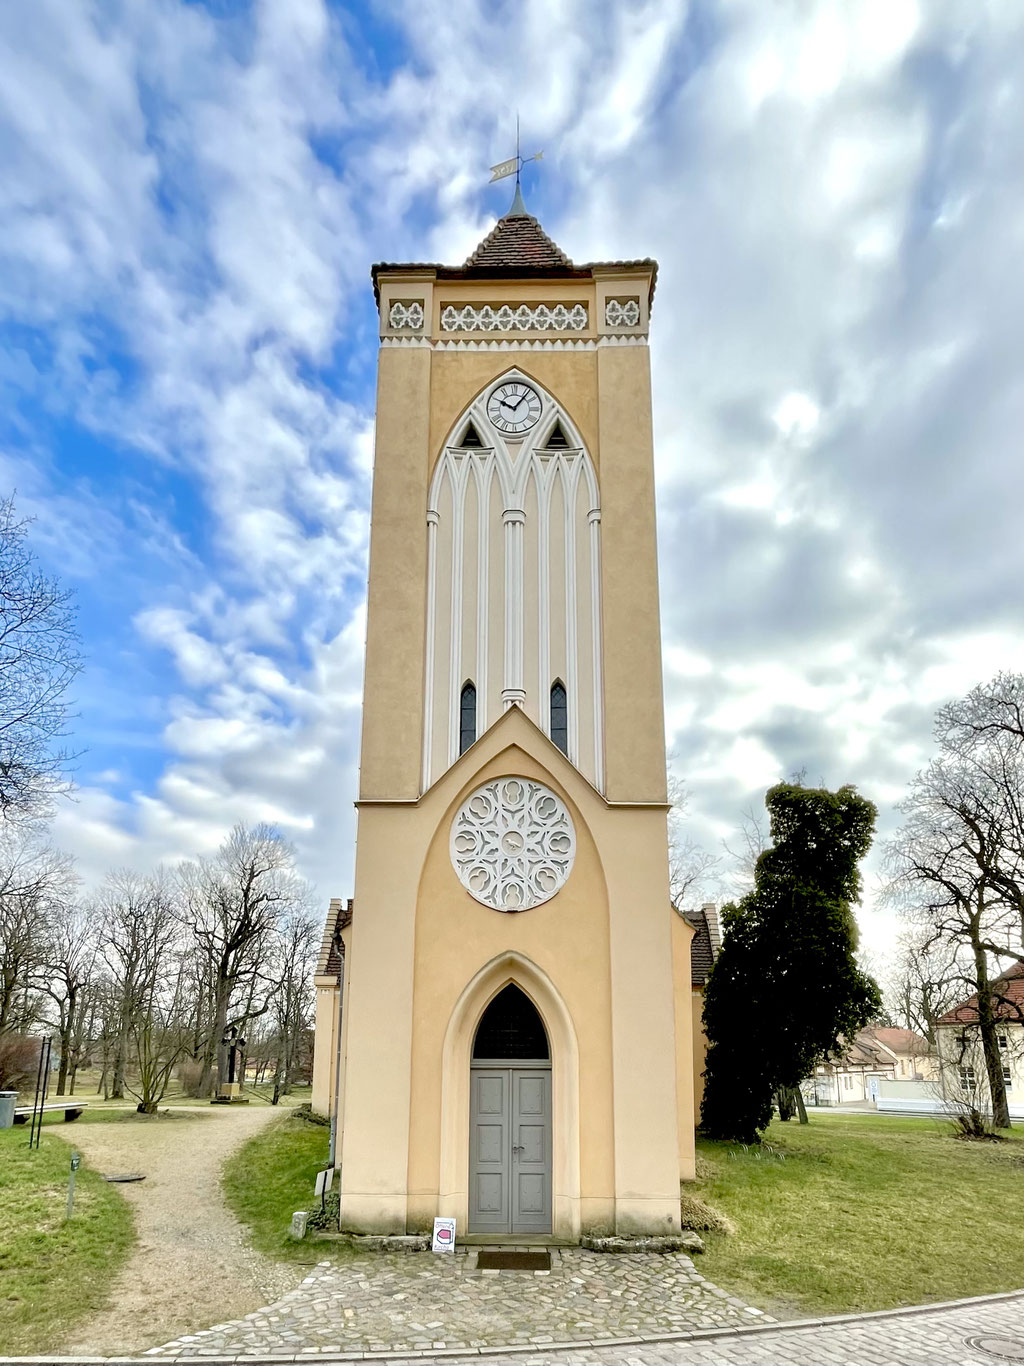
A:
52,1105,306,1356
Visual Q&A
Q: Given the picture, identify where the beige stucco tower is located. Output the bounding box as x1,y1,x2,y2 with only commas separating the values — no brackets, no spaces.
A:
317,191,695,1240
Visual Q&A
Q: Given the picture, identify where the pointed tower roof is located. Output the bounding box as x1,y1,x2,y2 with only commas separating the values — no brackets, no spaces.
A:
371,192,657,304
462,185,574,273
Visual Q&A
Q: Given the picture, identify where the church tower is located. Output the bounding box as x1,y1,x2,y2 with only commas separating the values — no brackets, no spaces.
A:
328,190,695,1239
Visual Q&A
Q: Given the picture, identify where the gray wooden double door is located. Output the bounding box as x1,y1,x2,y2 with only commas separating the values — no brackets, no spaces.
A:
469,1066,552,1233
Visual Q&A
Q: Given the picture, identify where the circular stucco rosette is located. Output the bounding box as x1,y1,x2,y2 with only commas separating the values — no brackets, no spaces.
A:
449,776,576,912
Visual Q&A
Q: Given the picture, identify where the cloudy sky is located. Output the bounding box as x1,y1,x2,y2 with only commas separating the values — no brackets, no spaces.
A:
1,0,1022,962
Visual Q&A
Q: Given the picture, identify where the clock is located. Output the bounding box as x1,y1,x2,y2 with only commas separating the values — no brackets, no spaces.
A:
487,381,542,435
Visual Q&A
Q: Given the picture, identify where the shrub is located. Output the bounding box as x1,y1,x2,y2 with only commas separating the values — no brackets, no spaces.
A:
680,1192,736,1235
176,1058,207,1098
0,1032,41,1094
307,1190,339,1231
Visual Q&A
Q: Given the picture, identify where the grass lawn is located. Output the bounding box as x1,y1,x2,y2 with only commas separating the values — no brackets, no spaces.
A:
222,1111,333,1264
0,1126,135,1354
695,1112,1024,1319
16,1074,313,1111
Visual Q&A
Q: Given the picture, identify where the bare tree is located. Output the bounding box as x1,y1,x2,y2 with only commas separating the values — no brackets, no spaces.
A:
886,757,1017,1128
887,929,962,1049
178,824,310,1097
721,802,770,896
666,773,721,908
0,826,75,1035
0,496,82,823
40,899,97,1095
934,672,1024,962
96,870,179,1100
267,909,319,1103
127,947,191,1113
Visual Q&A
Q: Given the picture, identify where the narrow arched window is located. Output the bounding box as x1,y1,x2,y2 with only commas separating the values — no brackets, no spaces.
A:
550,681,568,755
459,681,477,755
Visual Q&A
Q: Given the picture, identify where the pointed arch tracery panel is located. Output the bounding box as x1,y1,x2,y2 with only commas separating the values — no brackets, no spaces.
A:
423,370,604,792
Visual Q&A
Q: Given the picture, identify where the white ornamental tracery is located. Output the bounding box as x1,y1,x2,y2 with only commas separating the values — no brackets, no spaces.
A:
389,300,424,330
441,302,588,333
603,298,640,328
450,777,576,912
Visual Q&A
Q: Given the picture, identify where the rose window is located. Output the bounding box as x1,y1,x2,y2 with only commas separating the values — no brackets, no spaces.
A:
450,777,576,912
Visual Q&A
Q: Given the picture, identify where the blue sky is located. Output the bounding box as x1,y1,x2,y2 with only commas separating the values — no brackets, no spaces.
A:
1,0,1023,964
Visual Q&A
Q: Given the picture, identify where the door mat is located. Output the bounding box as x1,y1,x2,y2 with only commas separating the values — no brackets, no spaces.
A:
477,1250,551,1271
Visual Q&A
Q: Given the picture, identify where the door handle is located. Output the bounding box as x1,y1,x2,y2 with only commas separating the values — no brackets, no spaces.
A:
512,1144,524,1155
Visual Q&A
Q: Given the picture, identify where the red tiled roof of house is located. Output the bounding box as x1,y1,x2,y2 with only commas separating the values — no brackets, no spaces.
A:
316,897,353,977
680,903,721,987
862,1026,931,1056
935,962,1024,1025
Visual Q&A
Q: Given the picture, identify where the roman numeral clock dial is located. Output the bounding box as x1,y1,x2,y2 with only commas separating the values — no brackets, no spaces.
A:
487,381,542,435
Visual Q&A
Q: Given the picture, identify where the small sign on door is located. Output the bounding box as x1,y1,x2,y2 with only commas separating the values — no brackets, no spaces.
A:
432,1216,456,1252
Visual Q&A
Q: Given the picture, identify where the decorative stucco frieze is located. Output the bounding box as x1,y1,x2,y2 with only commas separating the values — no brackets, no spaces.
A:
388,300,425,330
450,776,576,912
441,302,588,333
603,297,641,328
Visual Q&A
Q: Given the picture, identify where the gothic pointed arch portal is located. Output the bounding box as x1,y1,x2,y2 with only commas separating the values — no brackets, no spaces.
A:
423,370,604,794
439,952,581,1240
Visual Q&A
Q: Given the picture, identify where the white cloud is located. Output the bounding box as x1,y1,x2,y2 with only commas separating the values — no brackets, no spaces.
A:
1,0,1023,971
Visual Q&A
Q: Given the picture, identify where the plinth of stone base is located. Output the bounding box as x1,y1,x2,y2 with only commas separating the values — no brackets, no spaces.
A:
211,1082,250,1105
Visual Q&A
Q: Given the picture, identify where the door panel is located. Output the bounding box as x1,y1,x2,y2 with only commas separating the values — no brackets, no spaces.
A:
511,1068,551,1233
469,1070,510,1232
469,1066,551,1234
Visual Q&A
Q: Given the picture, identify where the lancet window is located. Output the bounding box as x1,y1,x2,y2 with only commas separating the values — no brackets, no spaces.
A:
459,681,477,755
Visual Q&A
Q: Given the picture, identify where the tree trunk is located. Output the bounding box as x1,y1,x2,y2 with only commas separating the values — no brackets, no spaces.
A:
200,981,230,1099
55,990,75,1096
776,1088,795,1121
974,944,1011,1128
111,1018,129,1099
795,1088,809,1124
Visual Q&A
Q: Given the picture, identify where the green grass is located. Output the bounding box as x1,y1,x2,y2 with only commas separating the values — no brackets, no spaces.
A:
0,1126,135,1353
695,1112,1024,1319
17,1077,314,1110
222,1112,333,1263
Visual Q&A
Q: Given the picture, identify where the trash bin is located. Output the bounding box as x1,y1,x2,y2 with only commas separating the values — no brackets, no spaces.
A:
0,1091,17,1129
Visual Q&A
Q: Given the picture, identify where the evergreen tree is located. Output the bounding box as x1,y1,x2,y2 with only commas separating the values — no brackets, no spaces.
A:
701,782,881,1142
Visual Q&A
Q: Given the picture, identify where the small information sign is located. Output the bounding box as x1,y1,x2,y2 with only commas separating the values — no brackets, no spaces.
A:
70,1152,81,1172
431,1217,456,1253
314,1168,334,1197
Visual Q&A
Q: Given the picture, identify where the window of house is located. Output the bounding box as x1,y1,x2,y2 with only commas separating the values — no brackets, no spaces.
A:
959,1066,977,1091
998,1034,1009,1051
550,681,568,755
843,1074,852,1091
459,681,476,755
1003,1065,1012,1088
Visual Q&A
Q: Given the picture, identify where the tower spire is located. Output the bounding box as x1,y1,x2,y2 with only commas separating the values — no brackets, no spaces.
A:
488,117,543,218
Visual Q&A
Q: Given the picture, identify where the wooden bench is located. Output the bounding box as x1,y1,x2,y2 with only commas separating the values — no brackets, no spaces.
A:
13,1102,88,1124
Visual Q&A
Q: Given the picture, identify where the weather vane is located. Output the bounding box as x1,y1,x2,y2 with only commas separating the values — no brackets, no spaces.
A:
489,115,543,188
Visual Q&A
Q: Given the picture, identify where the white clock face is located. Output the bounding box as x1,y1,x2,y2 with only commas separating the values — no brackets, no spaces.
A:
487,381,542,435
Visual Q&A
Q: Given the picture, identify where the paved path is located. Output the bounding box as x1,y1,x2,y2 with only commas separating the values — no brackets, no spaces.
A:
51,1105,305,1357
146,1248,767,1356
5,1289,1024,1365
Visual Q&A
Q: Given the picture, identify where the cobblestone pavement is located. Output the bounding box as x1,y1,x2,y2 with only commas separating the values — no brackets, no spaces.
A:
459,1291,1024,1366
145,1248,768,1356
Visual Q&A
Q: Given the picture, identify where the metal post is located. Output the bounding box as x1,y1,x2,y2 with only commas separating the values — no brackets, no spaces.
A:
36,1037,52,1149
28,1037,51,1150
66,1151,80,1219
